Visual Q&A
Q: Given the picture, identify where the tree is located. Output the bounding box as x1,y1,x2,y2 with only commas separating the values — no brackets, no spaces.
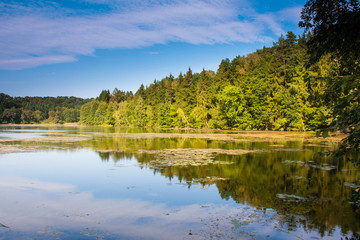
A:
80,100,99,125
106,103,115,125
114,101,129,126
111,88,126,103
98,90,110,103
299,0,360,152
33,110,44,123
299,0,360,62
157,103,171,127
94,102,108,125
189,105,208,128
218,86,250,129
1,108,20,123
133,97,147,127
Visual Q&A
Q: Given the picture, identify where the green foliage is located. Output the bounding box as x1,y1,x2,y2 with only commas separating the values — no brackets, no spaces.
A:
0,93,88,124
300,0,360,153
189,105,208,128
113,101,129,126
98,90,110,103
157,103,172,127
94,102,108,125
80,100,99,125
299,0,360,62
218,85,247,129
76,32,342,135
133,97,147,127
106,103,115,125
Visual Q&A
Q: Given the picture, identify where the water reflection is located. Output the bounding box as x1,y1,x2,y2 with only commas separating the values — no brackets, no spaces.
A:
0,176,205,239
0,126,359,239
82,133,360,238
0,175,351,240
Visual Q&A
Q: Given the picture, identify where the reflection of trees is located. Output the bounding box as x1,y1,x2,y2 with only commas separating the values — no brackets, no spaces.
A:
81,134,360,236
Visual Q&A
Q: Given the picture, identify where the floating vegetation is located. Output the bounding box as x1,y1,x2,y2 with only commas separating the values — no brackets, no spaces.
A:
167,177,228,190
272,148,309,152
231,219,250,229
197,205,309,240
0,134,91,143
344,182,360,189
276,194,305,201
108,131,346,143
192,176,229,185
282,160,337,171
294,176,308,180
137,148,260,167
80,228,105,239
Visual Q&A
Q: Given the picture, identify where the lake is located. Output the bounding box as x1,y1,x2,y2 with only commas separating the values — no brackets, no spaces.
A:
0,125,359,239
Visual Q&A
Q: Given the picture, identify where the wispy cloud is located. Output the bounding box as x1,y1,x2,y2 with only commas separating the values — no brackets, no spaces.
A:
0,0,302,70
0,56,77,70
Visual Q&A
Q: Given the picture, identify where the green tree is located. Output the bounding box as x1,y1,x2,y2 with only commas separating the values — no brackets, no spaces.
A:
80,100,99,125
33,110,44,123
300,0,360,151
114,101,129,126
111,88,126,103
106,103,115,125
98,90,110,103
94,101,108,125
133,97,147,127
157,103,171,127
218,85,250,129
189,105,208,128
63,108,79,123
1,108,20,123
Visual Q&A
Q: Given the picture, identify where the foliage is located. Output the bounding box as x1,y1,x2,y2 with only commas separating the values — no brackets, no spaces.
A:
0,93,89,124
3,1,359,157
299,0,360,153
75,32,341,135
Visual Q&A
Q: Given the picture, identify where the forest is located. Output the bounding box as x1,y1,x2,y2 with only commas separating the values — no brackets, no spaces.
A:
0,94,90,124
80,32,327,132
1,0,359,152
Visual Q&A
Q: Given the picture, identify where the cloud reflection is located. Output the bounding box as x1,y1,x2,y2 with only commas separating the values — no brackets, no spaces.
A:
0,176,228,239
0,175,347,239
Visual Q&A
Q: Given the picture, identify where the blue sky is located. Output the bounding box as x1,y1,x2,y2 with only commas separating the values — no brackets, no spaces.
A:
0,0,306,98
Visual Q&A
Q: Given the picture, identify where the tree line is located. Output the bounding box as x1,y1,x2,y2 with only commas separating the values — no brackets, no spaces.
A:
0,94,90,124
80,0,360,152
1,0,358,152
80,32,329,132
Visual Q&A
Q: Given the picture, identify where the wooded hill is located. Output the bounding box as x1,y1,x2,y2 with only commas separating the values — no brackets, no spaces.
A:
80,32,330,132
1,0,359,153
0,94,90,124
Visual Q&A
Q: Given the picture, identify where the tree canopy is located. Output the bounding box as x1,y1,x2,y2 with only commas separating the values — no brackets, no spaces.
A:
299,0,360,152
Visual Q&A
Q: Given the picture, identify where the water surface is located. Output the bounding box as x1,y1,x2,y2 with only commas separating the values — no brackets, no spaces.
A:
0,126,359,239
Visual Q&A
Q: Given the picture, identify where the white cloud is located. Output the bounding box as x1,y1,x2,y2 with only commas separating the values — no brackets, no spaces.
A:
0,0,302,70
0,55,77,70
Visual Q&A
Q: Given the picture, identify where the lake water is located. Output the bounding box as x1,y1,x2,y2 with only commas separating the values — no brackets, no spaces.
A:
0,126,359,239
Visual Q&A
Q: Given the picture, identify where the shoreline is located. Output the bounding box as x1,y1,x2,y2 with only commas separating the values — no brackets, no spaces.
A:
0,123,346,136
0,123,82,127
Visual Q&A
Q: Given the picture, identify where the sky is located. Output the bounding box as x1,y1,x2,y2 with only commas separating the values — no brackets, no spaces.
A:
0,0,307,98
